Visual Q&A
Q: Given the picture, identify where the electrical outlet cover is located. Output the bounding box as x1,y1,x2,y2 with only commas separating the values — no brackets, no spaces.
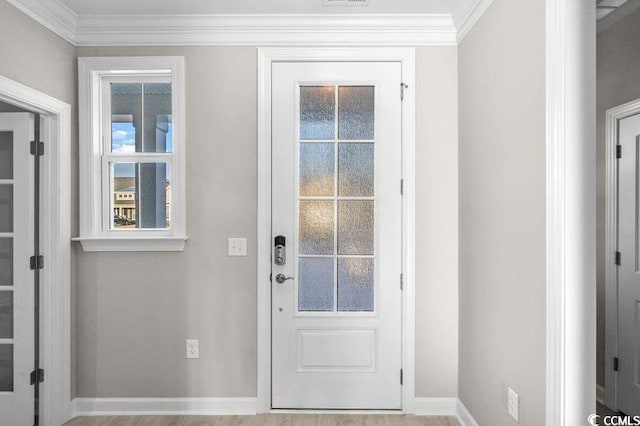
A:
186,339,199,359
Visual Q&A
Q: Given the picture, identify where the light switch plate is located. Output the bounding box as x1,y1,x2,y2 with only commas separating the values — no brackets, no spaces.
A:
186,339,199,359
508,387,519,422
228,238,247,256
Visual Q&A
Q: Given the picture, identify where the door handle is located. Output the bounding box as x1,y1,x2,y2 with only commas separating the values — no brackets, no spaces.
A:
275,273,294,284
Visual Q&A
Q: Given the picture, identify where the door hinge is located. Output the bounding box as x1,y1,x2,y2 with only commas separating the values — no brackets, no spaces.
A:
400,273,404,291
400,368,403,385
30,141,44,156
30,255,44,270
30,369,44,385
615,251,621,266
400,83,408,101
614,357,619,372
400,179,404,195
617,144,622,159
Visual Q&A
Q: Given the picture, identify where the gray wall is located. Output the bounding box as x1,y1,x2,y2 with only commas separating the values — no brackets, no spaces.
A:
596,6,640,388
74,46,460,397
458,0,546,424
0,0,79,397
1,0,459,400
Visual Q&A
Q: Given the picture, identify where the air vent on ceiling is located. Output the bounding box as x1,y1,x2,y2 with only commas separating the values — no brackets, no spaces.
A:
323,0,371,6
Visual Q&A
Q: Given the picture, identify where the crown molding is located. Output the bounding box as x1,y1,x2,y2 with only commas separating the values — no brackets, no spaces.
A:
73,14,457,46
6,0,458,46
456,0,494,43
5,0,77,45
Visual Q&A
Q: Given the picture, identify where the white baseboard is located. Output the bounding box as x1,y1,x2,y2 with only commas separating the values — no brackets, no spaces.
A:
414,397,458,416
456,399,479,426
73,397,257,416
597,385,606,405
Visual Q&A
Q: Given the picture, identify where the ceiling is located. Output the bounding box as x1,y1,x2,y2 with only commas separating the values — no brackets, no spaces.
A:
597,0,640,30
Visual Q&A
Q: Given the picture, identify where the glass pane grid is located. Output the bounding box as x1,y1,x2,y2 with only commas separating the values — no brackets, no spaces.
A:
297,84,376,313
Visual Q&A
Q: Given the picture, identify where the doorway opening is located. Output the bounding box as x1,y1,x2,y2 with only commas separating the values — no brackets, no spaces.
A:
0,75,72,426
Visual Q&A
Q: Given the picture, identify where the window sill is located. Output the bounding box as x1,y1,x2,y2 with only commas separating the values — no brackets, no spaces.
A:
72,236,188,252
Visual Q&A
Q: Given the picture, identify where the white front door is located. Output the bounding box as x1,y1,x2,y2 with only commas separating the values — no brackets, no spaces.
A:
618,112,640,416
0,113,35,425
271,62,402,409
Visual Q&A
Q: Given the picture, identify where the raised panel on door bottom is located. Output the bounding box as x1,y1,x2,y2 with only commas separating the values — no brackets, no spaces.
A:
297,329,376,372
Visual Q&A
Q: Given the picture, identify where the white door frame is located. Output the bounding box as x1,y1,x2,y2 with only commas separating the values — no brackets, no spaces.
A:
257,47,416,413
603,98,640,410
0,74,72,426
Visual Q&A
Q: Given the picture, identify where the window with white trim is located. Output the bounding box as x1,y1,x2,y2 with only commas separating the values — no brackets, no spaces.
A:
77,57,186,251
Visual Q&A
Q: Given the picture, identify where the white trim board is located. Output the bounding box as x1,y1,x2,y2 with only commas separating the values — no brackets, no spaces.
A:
413,398,478,426
257,47,416,414
545,0,596,425
73,398,258,416
604,98,640,411
0,75,73,426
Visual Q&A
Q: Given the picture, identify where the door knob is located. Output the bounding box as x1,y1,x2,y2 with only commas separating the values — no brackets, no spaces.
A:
275,274,294,284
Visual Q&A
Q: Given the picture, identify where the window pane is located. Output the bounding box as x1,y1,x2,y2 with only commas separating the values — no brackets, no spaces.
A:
338,201,374,255
299,200,334,255
299,143,334,197
112,163,137,229
139,162,171,229
0,185,12,233
0,132,13,180
111,162,171,230
0,291,12,339
338,143,374,196
338,258,374,312
110,82,172,153
0,344,12,392
0,239,11,287
111,83,141,153
298,257,334,311
300,86,335,140
338,86,375,140
144,83,172,153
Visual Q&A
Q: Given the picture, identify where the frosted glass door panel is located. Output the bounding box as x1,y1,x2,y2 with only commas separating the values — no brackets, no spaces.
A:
298,257,334,311
0,132,13,179
338,143,374,196
338,86,375,140
300,86,335,140
0,185,13,233
299,201,334,255
338,201,374,256
299,143,334,196
338,258,374,312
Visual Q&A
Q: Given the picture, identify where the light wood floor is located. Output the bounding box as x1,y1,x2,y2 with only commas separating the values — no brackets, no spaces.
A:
65,414,460,426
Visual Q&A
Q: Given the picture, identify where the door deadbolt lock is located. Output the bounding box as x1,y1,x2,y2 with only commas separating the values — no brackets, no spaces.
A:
274,235,286,265
275,274,294,284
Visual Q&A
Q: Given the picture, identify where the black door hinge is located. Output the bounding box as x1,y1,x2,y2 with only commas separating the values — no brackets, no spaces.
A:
400,83,408,101
400,368,403,385
615,251,621,266
30,141,44,156
30,369,44,385
400,273,404,291
400,179,404,195
614,357,619,372
617,145,622,159
30,255,44,270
